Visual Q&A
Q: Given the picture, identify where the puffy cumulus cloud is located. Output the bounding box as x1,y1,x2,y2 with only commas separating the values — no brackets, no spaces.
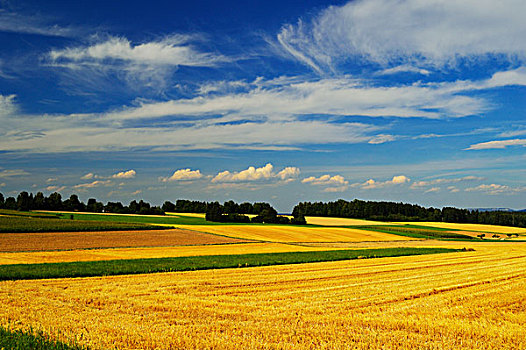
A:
277,0,526,73
465,139,526,150
410,176,484,189
111,169,136,179
73,180,112,190
353,175,410,189
465,184,526,195
160,168,203,182
302,174,348,186
302,174,349,192
211,163,299,183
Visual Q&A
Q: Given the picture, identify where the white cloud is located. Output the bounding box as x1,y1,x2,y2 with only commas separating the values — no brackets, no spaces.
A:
410,176,484,189
0,182,6,187
465,184,526,195
466,139,526,150
0,169,29,178
278,0,526,73
302,174,349,192
212,163,299,183
48,36,228,90
81,173,94,180
50,35,225,67
368,134,395,144
0,11,79,37
353,175,410,189
111,169,136,179
0,94,17,118
45,185,66,192
160,168,203,182
424,187,440,193
46,178,57,183
73,180,112,189
377,65,431,76
302,174,348,186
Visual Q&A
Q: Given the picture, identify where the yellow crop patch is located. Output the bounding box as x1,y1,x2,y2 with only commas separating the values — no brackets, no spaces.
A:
177,224,417,242
305,216,394,226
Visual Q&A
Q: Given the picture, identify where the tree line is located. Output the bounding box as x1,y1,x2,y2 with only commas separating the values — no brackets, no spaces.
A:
292,199,526,227
0,191,163,215
162,199,306,224
2,191,525,227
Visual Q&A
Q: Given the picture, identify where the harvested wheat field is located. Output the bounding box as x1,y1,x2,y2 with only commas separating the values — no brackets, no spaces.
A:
305,216,394,226
396,222,526,235
0,241,525,349
0,242,340,265
177,224,417,243
0,229,249,252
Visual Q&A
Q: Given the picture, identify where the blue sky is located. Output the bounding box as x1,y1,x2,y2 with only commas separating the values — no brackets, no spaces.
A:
1,0,526,211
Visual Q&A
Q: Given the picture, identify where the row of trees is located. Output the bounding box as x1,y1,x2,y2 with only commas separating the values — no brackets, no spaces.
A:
0,191,163,215
161,199,280,215
203,201,306,224
292,199,526,227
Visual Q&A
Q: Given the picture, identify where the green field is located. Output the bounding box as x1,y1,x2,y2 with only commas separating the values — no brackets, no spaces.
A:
0,216,161,233
0,326,86,350
0,247,461,281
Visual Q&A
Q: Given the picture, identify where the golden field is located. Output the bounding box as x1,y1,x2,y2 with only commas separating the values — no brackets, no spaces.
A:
0,242,341,265
1,241,525,349
176,224,416,243
396,221,526,234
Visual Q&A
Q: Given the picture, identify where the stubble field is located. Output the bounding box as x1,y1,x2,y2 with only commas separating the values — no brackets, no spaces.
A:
0,242,525,349
1,211,525,349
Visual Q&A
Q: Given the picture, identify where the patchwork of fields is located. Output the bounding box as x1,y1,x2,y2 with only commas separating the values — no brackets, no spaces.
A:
0,210,525,349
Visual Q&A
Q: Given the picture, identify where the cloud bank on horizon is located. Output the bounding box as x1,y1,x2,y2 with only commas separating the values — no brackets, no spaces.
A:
0,0,525,210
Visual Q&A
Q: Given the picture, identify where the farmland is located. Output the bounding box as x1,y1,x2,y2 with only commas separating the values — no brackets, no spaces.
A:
0,242,525,349
177,224,419,242
0,210,525,349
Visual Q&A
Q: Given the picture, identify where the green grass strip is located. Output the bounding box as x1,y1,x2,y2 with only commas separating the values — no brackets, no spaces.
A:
0,216,161,233
0,248,461,281
0,326,86,350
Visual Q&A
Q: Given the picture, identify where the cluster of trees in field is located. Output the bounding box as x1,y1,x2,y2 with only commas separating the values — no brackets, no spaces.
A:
0,191,163,215
293,199,526,227
162,199,306,224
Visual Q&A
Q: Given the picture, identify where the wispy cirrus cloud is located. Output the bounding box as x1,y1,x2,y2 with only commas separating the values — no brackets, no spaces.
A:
277,0,526,73
48,35,229,91
0,9,81,37
465,184,526,195
466,139,526,150
410,176,484,189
